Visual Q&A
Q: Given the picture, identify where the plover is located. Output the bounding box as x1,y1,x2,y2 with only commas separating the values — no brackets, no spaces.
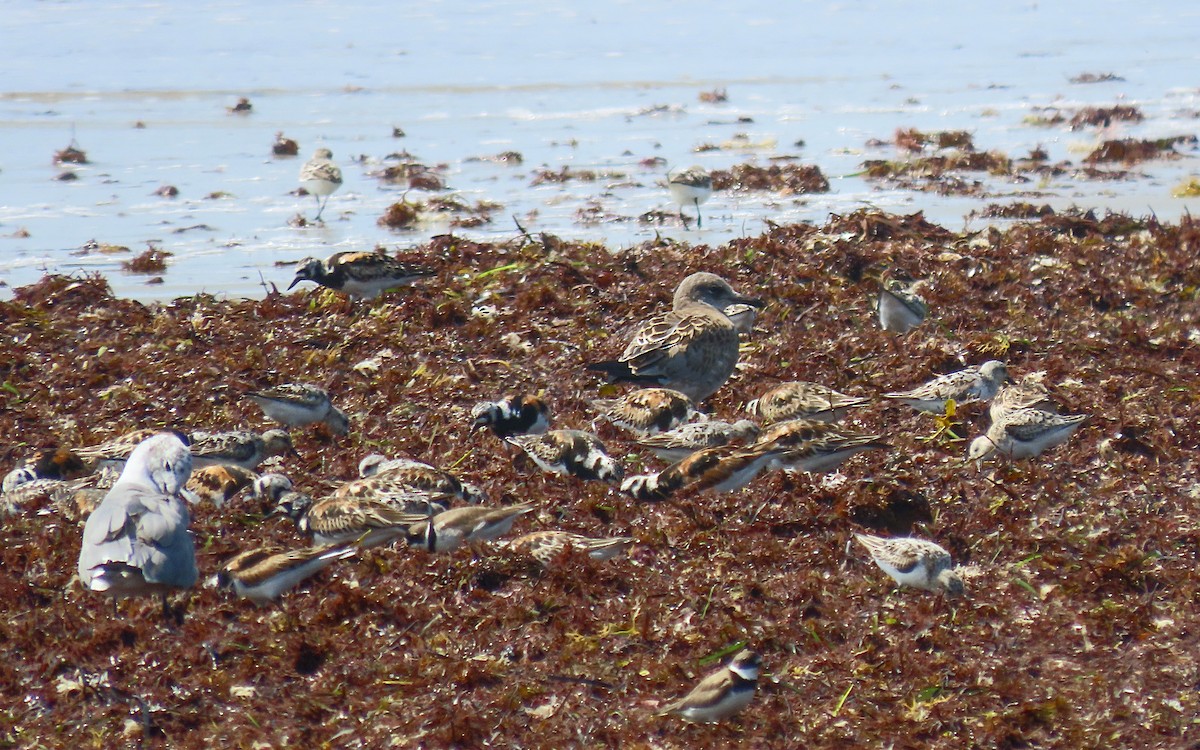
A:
288,250,436,300
592,387,700,437
854,533,964,595
77,433,197,615
354,455,485,504
667,166,714,228
636,419,761,463
883,360,1009,414
245,383,350,434
188,429,296,470
272,491,433,548
407,502,537,553
753,419,889,474
507,530,635,566
876,277,928,335
506,430,624,483
746,381,871,425
657,648,761,723
586,272,763,402
470,393,551,438
968,407,1088,461
299,147,343,221
212,542,357,604
622,442,784,500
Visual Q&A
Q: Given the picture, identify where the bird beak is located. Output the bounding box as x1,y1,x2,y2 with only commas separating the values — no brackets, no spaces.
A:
287,275,302,291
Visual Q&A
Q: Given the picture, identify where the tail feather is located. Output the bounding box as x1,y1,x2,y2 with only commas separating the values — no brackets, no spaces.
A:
586,360,661,385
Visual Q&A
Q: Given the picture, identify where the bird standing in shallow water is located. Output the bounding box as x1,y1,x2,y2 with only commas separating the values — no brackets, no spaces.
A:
667,166,713,228
299,147,343,221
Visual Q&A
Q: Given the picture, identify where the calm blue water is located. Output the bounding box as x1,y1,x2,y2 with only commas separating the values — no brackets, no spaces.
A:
2,1,1198,300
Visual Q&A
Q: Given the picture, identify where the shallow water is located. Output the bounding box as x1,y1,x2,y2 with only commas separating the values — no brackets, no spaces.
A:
2,1,1198,301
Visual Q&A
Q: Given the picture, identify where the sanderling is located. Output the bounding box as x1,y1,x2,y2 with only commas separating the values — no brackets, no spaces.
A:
507,530,635,565
593,387,700,437
883,360,1009,413
73,428,167,470
189,429,296,470
407,502,537,553
288,250,436,300
355,455,485,504
854,533,964,595
636,419,761,463
968,407,1088,461
747,381,871,425
753,419,890,474
185,464,258,507
876,277,928,335
271,491,433,548
212,542,357,604
506,430,624,483
77,433,197,615
657,648,760,723
667,166,714,228
586,272,763,402
988,376,1057,423
470,393,551,438
622,442,784,500
245,383,350,434
299,147,343,221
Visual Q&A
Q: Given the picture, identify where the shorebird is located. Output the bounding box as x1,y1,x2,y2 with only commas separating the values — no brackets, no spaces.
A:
245,383,350,434
212,543,357,604
288,251,436,300
876,277,928,335
586,272,762,402
506,430,624,483
746,381,871,425
656,649,761,723
883,360,1009,414
636,419,761,463
968,407,1088,461
299,147,343,221
667,166,714,228
507,531,635,566
592,387,700,437
470,394,550,438
854,533,964,595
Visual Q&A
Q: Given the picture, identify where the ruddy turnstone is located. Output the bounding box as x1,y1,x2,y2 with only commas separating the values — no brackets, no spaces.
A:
3,446,88,488
586,272,763,402
667,166,714,228
622,442,784,500
747,381,871,425
272,491,433,548
854,533,964,595
2,466,38,494
407,502,537,553
988,376,1057,422
212,542,357,604
657,648,761,723
50,467,122,522
355,455,485,504
77,433,197,615
506,430,624,483
245,383,350,434
507,530,635,565
883,360,1009,413
636,419,761,463
470,393,551,438
592,387,701,437
753,419,890,474
1,477,60,517
288,250,436,300
189,429,296,470
968,407,1088,461
876,277,928,335
185,464,258,507
251,473,294,505
299,147,343,221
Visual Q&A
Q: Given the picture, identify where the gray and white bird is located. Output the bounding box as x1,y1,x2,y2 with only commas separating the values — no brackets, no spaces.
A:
753,419,890,474
507,531,635,566
746,381,871,425
968,407,1088,461
354,455,485,505
77,432,198,615
876,277,928,335
188,429,296,470
272,491,434,549
212,543,357,604
299,147,343,221
245,383,350,434
636,419,761,463
667,166,714,228
883,360,1009,414
586,272,762,402
854,533,964,596
657,649,761,723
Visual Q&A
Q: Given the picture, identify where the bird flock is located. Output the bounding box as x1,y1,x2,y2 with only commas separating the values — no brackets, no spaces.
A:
1,266,1091,724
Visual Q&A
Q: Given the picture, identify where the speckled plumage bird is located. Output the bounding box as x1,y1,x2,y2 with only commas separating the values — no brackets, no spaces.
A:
212,542,357,604
969,407,1087,461
299,147,343,221
507,530,635,566
667,166,714,228
854,533,964,596
636,419,761,463
586,272,762,402
657,649,761,723
876,277,928,334
288,251,436,300
506,430,623,483
593,387,700,437
272,492,433,548
245,383,350,434
883,360,1009,413
407,503,537,553
753,419,889,474
746,381,871,425
622,442,784,500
